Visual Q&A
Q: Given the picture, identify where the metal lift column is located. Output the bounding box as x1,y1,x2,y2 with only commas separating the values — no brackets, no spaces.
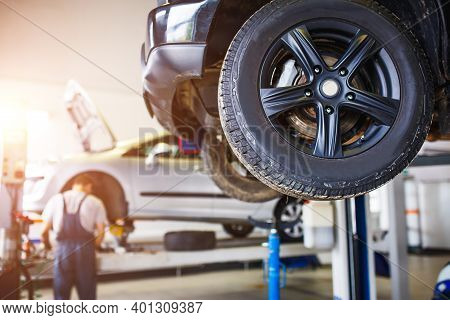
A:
384,176,410,299
332,196,376,299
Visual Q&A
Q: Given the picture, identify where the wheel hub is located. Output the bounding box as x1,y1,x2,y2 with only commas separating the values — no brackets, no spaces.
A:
320,79,340,98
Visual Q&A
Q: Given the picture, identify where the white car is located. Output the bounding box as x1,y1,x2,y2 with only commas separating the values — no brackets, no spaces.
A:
23,82,304,240
24,133,307,240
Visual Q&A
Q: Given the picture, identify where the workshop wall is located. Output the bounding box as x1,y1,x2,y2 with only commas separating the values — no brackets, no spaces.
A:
0,0,161,160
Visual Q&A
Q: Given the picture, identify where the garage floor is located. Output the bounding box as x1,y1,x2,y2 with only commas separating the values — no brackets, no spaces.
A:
35,253,449,300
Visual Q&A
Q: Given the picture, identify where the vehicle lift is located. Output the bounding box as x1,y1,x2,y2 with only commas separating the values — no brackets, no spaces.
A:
331,196,376,300
330,156,450,300
0,126,27,300
249,214,302,300
251,195,376,300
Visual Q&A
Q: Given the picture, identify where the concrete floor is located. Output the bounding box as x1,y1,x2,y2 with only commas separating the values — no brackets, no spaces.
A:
35,253,449,300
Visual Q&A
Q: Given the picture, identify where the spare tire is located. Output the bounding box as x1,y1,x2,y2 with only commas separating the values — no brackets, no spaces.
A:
222,223,254,238
202,129,279,202
164,231,216,251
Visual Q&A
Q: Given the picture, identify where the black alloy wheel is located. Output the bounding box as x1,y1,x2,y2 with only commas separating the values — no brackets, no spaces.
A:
259,21,399,159
219,0,433,200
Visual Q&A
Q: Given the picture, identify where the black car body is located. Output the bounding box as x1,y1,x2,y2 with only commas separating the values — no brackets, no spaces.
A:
142,0,450,138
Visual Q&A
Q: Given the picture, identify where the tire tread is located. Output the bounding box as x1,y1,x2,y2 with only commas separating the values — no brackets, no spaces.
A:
218,0,434,200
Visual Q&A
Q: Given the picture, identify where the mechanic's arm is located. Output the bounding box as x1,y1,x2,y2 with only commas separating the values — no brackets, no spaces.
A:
95,201,108,249
40,197,54,251
95,222,105,248
40,221,52,250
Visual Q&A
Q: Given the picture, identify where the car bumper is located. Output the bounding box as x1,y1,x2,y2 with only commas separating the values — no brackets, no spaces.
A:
141,0,219,133
142,43,206,133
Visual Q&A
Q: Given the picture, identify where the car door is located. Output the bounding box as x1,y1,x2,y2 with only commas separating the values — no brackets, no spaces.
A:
211,192,277,222
128,135,215,219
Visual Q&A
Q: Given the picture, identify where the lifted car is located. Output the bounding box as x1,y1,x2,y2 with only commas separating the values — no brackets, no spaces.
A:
142,0,450,200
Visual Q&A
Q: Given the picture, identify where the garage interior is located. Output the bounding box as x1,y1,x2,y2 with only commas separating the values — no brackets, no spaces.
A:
1,0,450,301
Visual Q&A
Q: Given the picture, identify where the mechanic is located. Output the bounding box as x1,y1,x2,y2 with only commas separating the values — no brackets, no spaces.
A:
40,174,107,300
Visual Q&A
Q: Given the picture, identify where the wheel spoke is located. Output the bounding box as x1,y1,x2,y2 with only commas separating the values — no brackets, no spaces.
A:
293,204,302,216
313,107,342,158
280,211,291,221
295,225,303,237
285,220,303,238
343,90,399,126
281,25,325,79
291,226,300,237
333,30,377,74
286,205,295,217
260,86,313,119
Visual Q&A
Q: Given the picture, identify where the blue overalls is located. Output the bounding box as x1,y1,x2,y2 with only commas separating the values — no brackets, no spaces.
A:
53,193,97,300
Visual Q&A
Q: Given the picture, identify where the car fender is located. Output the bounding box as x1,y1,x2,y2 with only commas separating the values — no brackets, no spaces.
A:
24,156,132,214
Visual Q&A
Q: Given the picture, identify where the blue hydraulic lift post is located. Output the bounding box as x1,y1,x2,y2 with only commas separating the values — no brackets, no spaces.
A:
267,229,281,300
333,197,375,299
354,195,371,300
249,209,301,300
344,199,357,299
344,196,372,300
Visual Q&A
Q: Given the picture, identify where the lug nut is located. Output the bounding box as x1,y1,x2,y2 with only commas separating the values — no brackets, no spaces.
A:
305,89,313,97
339,68,348,76
346,93,355,101
325,106,334,114
314,66,322,74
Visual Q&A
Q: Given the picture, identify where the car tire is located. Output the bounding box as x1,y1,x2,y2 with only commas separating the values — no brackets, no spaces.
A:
202,129,279,202
222,223,255,238
219,0,433,200
164,231,216,251
274,197,304,243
